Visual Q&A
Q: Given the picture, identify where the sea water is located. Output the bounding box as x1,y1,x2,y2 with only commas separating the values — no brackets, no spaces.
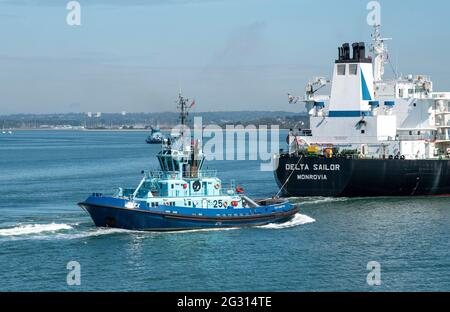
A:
0,131,449,291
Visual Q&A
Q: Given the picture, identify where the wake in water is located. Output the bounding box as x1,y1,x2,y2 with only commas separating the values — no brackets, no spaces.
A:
0,213,315,240
0,222,141,241
289,197,350,206
0,222,236,240
0,223,73,237
52,227,142,240
257,213,316,229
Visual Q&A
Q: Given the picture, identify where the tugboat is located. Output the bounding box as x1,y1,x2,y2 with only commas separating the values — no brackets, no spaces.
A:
79,93,298,231
275,24,450,197
145,126,164,144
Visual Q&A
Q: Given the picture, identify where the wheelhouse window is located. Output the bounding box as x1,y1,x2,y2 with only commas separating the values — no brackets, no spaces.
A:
166,158,174,172
337,64,346,76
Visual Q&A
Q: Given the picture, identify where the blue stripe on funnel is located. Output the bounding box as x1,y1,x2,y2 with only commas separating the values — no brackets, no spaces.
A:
361,69,372,101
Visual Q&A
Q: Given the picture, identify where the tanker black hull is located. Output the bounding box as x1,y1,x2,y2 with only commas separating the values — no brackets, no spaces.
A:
275,155,450,197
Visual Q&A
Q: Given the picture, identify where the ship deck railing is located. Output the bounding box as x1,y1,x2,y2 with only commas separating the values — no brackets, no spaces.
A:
115,187,239,200
397,135,435,141
436,135,450,142
146,170,218,179
113,187,136,199
290,129,312,136
183,170,218,179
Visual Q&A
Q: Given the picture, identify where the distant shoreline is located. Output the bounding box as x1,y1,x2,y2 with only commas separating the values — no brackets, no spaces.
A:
6,127,291,132
1,111,307,132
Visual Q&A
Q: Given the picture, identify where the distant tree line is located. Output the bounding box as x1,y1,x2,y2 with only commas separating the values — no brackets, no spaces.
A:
0,112,308,130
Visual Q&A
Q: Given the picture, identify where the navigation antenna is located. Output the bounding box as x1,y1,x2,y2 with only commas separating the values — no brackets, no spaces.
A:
176,92,195,136
371,24,393,82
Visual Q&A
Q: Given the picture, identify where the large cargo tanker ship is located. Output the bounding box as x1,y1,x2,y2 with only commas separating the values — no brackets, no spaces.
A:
275,25,450,197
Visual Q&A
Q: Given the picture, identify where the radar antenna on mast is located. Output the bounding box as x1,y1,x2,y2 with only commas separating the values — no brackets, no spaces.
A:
176,92,195,136
371,24,394,81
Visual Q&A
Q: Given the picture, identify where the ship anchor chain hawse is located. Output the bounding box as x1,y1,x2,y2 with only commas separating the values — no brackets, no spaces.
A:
79,93,299,231
275,24,450,197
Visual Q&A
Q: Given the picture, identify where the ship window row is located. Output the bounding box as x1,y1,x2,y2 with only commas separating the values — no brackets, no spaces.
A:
158,156,180,173
399,88,421,97
337,64,358,76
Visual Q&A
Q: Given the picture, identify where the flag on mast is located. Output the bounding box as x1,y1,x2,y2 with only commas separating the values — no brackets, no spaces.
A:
288,93,299,104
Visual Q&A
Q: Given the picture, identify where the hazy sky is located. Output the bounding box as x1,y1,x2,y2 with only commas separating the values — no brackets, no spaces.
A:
1,0,450,114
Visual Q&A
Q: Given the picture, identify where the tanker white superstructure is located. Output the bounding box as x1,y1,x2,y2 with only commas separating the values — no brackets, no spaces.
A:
288,25,450,160
276,25,450,197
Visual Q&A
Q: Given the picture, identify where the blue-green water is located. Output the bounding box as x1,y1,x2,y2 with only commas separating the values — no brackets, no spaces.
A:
0,131,449,291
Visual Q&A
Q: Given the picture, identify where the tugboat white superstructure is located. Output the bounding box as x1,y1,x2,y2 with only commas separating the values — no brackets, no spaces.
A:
79,94,298,231
275,25,450,197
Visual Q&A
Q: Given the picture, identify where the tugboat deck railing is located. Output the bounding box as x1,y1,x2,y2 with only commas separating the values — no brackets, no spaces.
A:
183,170,218,179
147,170,218,179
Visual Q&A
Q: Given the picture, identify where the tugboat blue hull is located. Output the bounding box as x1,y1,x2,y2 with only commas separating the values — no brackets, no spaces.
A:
79,196,299,231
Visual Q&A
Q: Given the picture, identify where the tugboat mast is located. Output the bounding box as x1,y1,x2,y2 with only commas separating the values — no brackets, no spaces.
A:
177,92,194,134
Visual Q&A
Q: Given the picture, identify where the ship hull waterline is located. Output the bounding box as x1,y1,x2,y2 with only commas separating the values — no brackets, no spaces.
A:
275,155,450,197
78,199,300,232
